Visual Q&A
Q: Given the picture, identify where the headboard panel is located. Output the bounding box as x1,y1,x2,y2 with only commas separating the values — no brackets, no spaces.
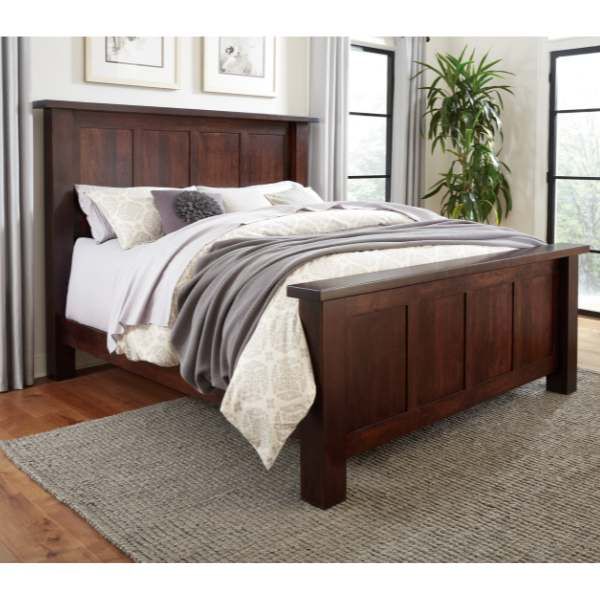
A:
35,99,316,378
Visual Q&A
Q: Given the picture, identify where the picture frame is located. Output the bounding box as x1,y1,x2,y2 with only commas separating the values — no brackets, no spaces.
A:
203,37,277,97
85,37,181,89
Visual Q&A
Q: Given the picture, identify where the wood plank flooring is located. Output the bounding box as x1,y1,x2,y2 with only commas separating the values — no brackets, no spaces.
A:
579,317,600,373
0,317,599,562
0,368,179,562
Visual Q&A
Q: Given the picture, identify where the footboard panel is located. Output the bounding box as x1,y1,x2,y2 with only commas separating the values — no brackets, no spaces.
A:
332,259,559,436
289,244,587,508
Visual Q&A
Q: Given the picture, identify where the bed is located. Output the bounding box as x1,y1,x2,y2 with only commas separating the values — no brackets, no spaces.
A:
36,99,588,509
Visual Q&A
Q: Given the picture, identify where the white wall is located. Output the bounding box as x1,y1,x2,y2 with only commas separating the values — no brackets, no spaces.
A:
30,37,310,115
424,37,547,237
30,36,311,377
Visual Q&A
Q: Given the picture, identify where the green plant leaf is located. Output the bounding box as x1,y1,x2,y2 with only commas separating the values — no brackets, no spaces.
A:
418,45,513,224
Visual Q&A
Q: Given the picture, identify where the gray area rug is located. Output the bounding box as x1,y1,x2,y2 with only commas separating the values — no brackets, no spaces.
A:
2,370,600,562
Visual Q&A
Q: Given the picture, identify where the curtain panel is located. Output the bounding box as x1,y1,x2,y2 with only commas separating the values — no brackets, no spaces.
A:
390,37,427,206
0,37,34,392
308,37,349,202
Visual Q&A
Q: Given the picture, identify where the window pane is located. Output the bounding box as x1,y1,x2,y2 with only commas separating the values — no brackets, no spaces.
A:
347,178,387,202
348,115,387,176
349,48,388,114
556,52,600,110
580,253,600,312
556,112,600,177
555,179,600,250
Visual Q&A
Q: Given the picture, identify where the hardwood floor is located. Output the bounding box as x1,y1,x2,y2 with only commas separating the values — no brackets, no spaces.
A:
579,316,600,373
0,367,179,562
1,317,599,562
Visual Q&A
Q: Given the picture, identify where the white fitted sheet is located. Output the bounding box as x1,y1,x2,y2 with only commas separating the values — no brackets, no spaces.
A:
66,238,126,331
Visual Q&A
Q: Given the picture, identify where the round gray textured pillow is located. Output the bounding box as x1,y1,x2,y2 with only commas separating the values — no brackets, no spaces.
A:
174,190,223,223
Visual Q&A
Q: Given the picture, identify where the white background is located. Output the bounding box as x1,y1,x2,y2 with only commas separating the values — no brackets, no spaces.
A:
3,0,600,594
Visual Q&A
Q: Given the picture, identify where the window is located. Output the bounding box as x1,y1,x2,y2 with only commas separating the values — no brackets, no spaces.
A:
348,44,394,202
548,46,600,315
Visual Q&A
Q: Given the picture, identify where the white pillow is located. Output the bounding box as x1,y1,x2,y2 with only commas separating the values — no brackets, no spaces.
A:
83,186,193,250
265,186,325,206
75,184,118,242
196,181,302,212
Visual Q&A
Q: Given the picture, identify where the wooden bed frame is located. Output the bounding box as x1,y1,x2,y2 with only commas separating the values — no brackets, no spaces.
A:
36,100,588,509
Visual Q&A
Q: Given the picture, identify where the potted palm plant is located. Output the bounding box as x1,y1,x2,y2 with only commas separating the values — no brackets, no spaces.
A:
418,47,513,224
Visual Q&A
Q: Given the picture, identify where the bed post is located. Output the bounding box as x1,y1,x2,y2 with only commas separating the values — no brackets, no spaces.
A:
43,107,77,379
547,254,579,394
297,300,347,509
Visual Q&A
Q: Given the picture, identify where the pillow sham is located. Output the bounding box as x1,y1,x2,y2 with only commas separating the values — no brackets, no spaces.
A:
77,185,197,247
195,180,302,212
152,189,224,233
265,186,325,206
85,187,162,250
83,186,187,250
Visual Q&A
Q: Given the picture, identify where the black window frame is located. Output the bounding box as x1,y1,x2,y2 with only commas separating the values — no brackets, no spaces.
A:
348,43,395,202
548,44,600,317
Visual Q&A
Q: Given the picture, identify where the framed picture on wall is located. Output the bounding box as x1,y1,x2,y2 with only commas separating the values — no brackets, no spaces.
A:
203,37,277,97
85,37,181,89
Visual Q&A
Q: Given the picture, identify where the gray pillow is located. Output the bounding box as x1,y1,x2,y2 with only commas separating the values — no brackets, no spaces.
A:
152,189,224,233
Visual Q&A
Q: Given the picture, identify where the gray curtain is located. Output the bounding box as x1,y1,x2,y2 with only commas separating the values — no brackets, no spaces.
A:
0,37,34,392
308,37,349,202
390,37,427,206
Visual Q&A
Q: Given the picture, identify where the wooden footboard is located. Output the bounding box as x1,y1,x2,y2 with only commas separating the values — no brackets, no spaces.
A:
288,244,588,509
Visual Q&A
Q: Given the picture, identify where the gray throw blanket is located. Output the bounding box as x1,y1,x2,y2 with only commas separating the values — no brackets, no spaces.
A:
171,214,543,393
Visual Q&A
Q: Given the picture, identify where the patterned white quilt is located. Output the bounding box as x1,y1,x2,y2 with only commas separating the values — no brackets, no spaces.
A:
113,208,511,467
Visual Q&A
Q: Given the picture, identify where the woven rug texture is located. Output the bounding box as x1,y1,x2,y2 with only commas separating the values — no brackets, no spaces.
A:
2,370,599,562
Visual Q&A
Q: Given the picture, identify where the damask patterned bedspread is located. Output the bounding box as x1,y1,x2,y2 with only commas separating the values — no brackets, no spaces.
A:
112,205,516,467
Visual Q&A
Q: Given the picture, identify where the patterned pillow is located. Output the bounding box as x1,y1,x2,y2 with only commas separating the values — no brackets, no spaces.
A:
85,187,166,250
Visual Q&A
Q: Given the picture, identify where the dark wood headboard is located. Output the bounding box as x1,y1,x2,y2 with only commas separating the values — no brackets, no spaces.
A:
35,99,317,377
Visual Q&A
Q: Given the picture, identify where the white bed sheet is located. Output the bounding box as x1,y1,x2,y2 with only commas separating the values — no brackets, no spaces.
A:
66,238,126,331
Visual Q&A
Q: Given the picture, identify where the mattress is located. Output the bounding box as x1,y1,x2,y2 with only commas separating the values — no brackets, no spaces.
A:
65,238,125,331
